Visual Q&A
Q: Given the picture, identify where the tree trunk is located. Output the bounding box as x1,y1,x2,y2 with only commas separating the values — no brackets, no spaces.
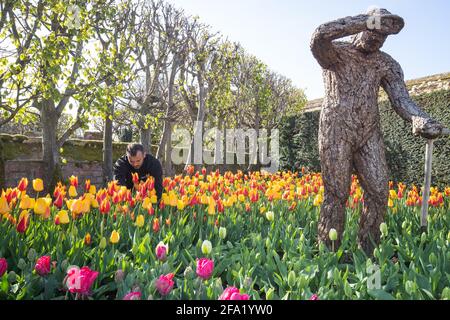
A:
140,126,152,154
41,100,61,193
103,104,114,186
185,72,206,172
164,121,173,177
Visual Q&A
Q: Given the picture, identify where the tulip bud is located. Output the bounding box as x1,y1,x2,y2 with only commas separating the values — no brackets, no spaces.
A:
18,258,27,270
219,227,227,240
421,232,427,243
405,280,416,295
7,271,17,283
201,240,212,255
329,228,338,241
265,210,274,222
265,238,271,248
442,287,450,300
429,253,437,266
99,237,107,249
287,271,296,288
266,288,275,300
184,266,194,279
401,221,407,230
27,248,37,262
379,222,388,237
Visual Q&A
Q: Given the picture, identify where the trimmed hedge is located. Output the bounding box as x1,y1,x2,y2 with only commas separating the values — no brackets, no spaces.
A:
280,90,450,187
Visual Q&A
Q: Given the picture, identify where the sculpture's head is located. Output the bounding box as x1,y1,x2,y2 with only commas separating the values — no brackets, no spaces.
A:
352,7,404,53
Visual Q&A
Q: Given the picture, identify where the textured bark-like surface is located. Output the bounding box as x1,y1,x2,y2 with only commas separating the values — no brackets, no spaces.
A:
311,11,443,255
103,105,114,186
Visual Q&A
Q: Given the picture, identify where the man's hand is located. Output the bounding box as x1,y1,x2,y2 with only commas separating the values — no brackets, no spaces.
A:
412,116,443,139
374,14,404,35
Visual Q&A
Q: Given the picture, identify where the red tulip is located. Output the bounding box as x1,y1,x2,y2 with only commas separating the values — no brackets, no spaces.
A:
132,172,139,185
17,212,29,233
18,178,28,192
219,287,250,300
65,266,99,296
123,291,141,300
54,193,64,209
155,273,174,296
0,258,7,277
69,175,79,188
156,242,168,261
153,218,160,233
85,179,91,193
100,199,111,214
196,258,214,280
35,255,51,276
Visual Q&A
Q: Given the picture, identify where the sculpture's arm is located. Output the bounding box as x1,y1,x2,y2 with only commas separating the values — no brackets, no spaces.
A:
310,14,369,69
381,56,443,138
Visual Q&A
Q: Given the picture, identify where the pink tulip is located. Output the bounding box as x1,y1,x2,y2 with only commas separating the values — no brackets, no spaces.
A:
156,242,168,261
219,286,250,300
123,291,142,300
196,258,214,280
0,258,7,277
155,273,175,296
310,294,319,300
35,255,51,276
66,266,99,296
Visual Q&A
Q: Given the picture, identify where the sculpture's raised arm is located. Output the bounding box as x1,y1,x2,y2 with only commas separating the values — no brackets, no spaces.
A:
310,14,370,69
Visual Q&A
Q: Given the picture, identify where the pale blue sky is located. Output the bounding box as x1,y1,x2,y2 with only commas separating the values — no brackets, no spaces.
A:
168,0,450,100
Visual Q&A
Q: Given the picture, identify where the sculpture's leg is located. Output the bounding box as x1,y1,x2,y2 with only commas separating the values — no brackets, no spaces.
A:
353,130,389,255
318,133,353,251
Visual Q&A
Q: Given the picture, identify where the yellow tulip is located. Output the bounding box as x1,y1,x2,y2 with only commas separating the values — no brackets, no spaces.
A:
89,185,97,195
91,199,99,208
150,194,158,204
135,215,145,228
34,198,49,215
259,206,266,214
68,185,77,198
198,194,206,204
81,198,91,213
169,192,178,206
70,199,83,215
32,178,44,192
388,198,394,208
389,190,397,200
142,197,152,209
58,210,70,224
0,195,10,215
177,199,185,211
19,195,32,209
110,230,120,244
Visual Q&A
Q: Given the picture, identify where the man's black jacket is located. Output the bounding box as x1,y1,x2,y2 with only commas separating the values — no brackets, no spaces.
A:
113,153,163,201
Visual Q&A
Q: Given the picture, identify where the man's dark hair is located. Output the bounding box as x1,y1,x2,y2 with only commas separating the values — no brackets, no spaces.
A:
126,143,145,156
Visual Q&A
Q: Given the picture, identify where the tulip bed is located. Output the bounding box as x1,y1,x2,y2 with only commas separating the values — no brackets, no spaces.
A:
0,169,449,300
